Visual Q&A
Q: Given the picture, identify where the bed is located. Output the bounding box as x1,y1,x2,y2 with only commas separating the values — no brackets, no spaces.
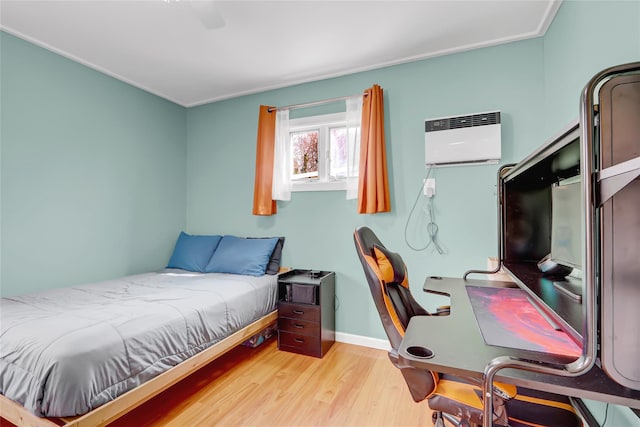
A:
0,233,283,427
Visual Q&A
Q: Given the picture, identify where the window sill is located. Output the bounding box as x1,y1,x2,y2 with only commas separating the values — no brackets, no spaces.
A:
291,180,347,192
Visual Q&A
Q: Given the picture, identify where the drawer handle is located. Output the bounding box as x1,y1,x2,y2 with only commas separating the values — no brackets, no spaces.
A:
293,310,304,315
294,338,304,343
294,324,304,329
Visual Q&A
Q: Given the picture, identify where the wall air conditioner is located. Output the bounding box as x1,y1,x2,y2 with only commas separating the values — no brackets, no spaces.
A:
425,111,501,166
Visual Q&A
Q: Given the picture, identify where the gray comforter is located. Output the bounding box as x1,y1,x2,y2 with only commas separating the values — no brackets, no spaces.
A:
0,270,278,417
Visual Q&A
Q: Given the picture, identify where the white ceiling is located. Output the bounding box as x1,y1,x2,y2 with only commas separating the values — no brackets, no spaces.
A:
0,0,561,107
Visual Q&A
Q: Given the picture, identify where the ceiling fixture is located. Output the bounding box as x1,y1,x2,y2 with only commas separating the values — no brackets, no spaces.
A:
163,0,225,30
188,0,225,30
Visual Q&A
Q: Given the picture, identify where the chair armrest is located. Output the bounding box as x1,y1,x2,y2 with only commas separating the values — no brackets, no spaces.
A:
435,305,451,316
391,348,515,401
387,348,403,368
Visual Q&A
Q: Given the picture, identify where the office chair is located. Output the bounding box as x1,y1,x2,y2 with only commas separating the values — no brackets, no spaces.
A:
353,226,582,427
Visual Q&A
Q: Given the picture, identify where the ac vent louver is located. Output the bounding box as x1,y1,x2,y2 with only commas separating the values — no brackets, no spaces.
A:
425,111,500,132
424,111,501,166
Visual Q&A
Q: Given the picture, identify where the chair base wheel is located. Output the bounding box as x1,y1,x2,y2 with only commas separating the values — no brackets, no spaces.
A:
432,411,445,427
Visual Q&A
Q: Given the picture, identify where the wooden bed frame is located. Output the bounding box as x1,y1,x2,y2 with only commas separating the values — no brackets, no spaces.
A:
0,310,278,427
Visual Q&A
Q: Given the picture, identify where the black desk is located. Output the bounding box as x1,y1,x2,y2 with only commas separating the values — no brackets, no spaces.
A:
397,277,640,409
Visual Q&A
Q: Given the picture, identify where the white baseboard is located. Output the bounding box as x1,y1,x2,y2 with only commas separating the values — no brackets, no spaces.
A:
335,331,390,351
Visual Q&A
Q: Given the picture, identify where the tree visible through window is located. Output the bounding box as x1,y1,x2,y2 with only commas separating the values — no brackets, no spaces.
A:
285,112,357,192
291,130,319,180
330,127,347,179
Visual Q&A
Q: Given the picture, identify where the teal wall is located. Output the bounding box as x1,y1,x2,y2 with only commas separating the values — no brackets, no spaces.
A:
185,0,640,342
185,39,547,339
0,32,187,296
0,1,636,338
1,1,639,423
542,1,640,424
543,0,640,137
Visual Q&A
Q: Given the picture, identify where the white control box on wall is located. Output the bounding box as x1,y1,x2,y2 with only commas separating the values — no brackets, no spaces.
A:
425,111,501,166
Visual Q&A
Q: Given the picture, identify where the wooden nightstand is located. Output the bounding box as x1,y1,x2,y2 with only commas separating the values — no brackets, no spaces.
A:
277,269,335,358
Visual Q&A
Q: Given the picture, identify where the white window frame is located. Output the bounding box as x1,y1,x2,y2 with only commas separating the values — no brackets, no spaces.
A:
289,112,349,192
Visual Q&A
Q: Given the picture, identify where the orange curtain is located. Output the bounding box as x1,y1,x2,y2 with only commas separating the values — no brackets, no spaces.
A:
252,105,277,215
358,85,391,214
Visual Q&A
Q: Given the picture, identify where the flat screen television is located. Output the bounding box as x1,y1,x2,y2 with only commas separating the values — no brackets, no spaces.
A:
550,176,584,302
501,122,585,341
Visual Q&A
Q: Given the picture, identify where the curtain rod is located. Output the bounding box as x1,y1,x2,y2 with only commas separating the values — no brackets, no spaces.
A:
268,92,368,113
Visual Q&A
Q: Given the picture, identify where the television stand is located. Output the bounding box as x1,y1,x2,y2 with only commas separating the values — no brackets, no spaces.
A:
552,278,582,302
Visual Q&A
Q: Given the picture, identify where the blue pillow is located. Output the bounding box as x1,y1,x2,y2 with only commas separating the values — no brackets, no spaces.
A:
204,236,279,276
249,236,285,275
167,232,223,272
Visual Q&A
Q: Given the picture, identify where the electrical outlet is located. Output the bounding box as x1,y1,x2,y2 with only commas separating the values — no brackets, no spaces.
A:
424,178,436,197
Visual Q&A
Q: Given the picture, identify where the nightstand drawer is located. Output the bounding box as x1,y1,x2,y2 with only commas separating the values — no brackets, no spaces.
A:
278,302,320,322
278,330,321,356
278,317,319,336
277,270,335,358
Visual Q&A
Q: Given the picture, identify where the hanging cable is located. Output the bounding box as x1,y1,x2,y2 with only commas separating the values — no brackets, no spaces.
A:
404,166,447,253
425,197,446,254
405,167,432,250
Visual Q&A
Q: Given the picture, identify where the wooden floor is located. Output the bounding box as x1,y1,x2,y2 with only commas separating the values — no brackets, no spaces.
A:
104,338,433,427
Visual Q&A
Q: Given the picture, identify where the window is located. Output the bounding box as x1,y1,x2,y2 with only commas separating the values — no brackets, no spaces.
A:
271,95,362,201
288,112,357,192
